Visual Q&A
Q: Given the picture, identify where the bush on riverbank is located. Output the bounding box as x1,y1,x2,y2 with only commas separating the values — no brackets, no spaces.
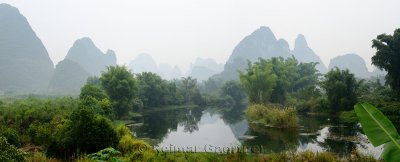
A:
26,148,380,162
246,104,298,128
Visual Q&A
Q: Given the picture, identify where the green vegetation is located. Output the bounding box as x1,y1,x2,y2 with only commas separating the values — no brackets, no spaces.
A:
239,57,319,131
180,76,204,105
22,147,380,162
0,137,25,162
246,104,298,128
4,28,400,161
339,110,358,123
100,65,139,118
221,81,246,104
239,57,319,105
321,68,361,112
137,72,183,107
354,103,400,161
372,28,400,96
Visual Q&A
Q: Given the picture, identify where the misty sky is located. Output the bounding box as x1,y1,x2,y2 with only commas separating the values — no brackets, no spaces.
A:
2,0,399,72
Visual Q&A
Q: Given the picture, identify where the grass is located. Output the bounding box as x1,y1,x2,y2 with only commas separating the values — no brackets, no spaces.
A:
246,104,298,128
27,150,379,162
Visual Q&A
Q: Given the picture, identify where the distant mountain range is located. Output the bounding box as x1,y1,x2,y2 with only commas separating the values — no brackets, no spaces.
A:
0,4,387,94
128,54,223,81
214,26,327,80
214,26,385,81
128,53,183,80
189,58,223,81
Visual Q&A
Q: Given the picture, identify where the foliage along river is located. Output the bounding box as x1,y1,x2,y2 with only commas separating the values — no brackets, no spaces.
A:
129,105,382,158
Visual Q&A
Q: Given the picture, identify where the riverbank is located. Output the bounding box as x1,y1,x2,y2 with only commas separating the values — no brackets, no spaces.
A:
26,148,380,162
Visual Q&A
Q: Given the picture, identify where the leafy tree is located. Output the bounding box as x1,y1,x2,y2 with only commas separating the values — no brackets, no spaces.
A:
239,59,277,104
86,76,101,86
80,83,108,101
48,106,118,156
221,81,246,104
293,62,319,92
321,68,360,111
100,66,138,118
28,122,52,146
69,106,118,153
239,57,319,105
0,126,20,147
79,96,113,118
137,72,169,107
80,83,113,118
0,137,25,162
180,77,199,104
166,82,185,105
372,28,400,96
201,78,225,94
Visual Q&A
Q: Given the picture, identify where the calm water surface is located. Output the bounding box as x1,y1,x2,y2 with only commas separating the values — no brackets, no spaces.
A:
130,105,382,157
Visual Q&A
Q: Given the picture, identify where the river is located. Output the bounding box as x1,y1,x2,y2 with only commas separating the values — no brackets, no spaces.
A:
129,105,382,157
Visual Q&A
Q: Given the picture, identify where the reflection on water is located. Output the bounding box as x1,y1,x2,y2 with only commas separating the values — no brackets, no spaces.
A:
130,105,382,157
157,112,240,151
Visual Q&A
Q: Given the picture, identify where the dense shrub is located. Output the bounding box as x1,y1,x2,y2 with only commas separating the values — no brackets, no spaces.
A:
0,126,20,147
0,137,25,162
246,104,298,128
87,147,122,161
69,107,119,153
47,106,118,157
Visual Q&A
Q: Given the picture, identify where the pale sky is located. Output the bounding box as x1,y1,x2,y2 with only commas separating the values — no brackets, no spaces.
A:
1,0,399,72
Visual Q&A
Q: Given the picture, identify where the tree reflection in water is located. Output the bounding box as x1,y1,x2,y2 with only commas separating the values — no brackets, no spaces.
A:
131,105,381,156
132,107,204,139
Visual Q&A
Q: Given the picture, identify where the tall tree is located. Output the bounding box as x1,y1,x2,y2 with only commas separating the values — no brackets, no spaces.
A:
239,57,319,105
221,81,246,103
100,66,138,118
321,68,360,111
372,28,400,96
181,77,198,104
239,59,277,104
137,72,169,107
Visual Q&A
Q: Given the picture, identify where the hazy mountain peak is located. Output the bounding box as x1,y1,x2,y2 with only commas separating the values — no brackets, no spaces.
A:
293,34,327,73
251,26,277,43
328,53,370,78
65,37,116,75
67,37,100,56
192,58,221,68
136,53,155,61
0,3,19,15
106,49,116,56
226,26,285,65
190,57,223,81
128,53,158,74
219,26,292,80
257,26,274,36
75,37,95,46
105,49,117,63
276,39,291,53
295,34,308,48
0,3,54,92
